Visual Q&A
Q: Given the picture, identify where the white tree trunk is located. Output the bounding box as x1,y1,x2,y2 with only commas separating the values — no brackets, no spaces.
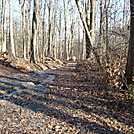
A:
2,0,7,53
9,0,16,57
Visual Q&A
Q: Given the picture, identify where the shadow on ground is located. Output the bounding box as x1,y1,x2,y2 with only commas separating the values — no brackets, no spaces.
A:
0,62,133,133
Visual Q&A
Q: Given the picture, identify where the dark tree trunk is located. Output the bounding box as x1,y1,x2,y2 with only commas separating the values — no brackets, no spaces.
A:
125,0,134,84
85,32,92,59
47,3,51,57
30,0,37,63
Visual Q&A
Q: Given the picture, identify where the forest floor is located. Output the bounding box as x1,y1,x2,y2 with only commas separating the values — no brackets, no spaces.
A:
0,61,133,134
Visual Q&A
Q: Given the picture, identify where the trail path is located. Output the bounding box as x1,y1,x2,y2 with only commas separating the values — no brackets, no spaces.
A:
0,73,55,100
0,62,133,134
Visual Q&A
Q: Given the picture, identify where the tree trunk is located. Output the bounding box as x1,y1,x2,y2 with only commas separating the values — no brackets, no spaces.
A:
30,0,37,63
19,0,26,59
47,0,52,57
75,0,101,65
85,0,96,59
85,0,91,59
42,2,47,59
98,0,103,63
26,2,31,60
9,0,16,58
125,0,134,84
58,9,62,58
105,0,110,63
63,0,68,59
2,0,7,53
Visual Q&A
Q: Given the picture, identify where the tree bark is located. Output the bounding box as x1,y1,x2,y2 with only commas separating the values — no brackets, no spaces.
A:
9,0,16,58
19,0,26,59
47,0,52,57
105,0,110,63
26,1,31,60
85,0,91,59
2,0,7,53
30,0,37,63
125,0,134,84
63,0,68,59
75,0,101,65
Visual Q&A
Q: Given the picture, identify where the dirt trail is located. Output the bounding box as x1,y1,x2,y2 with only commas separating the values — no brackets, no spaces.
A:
0,62,133,134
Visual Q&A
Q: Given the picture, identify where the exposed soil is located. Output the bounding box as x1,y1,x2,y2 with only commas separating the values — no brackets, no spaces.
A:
0,61,133,134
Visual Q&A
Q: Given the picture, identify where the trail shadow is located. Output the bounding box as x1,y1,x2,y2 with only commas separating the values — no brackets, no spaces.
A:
8,91,126,134
1,79,126,134
0,76,31,82
47,82,133,128
0,75,34,89
0,80,25,88
44,62,134,130
0,79,26,95
0,62,131,133
0,85,16,93
44,73,75,78
1,63,30,74
0,73,37,97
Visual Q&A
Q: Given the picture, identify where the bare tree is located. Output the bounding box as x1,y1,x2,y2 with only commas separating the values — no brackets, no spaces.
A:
125,0,134,84
47,0,52,57
42,1,47,59
104,0,110,63
18,0,26,59
9,0,16,57
0,0,129,66
25,0,31,60
63,0,68,59
75,0,101,65
57,7,62,59
30,0,37,63
1,0,7,53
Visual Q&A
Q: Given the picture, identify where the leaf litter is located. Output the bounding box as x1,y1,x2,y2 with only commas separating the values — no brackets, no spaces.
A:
0,61,133,134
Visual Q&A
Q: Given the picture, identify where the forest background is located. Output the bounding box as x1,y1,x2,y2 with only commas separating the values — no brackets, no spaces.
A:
0,0,130,60
0,0,133,87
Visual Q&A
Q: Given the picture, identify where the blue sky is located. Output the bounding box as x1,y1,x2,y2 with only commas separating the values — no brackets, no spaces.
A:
11,0,130,29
